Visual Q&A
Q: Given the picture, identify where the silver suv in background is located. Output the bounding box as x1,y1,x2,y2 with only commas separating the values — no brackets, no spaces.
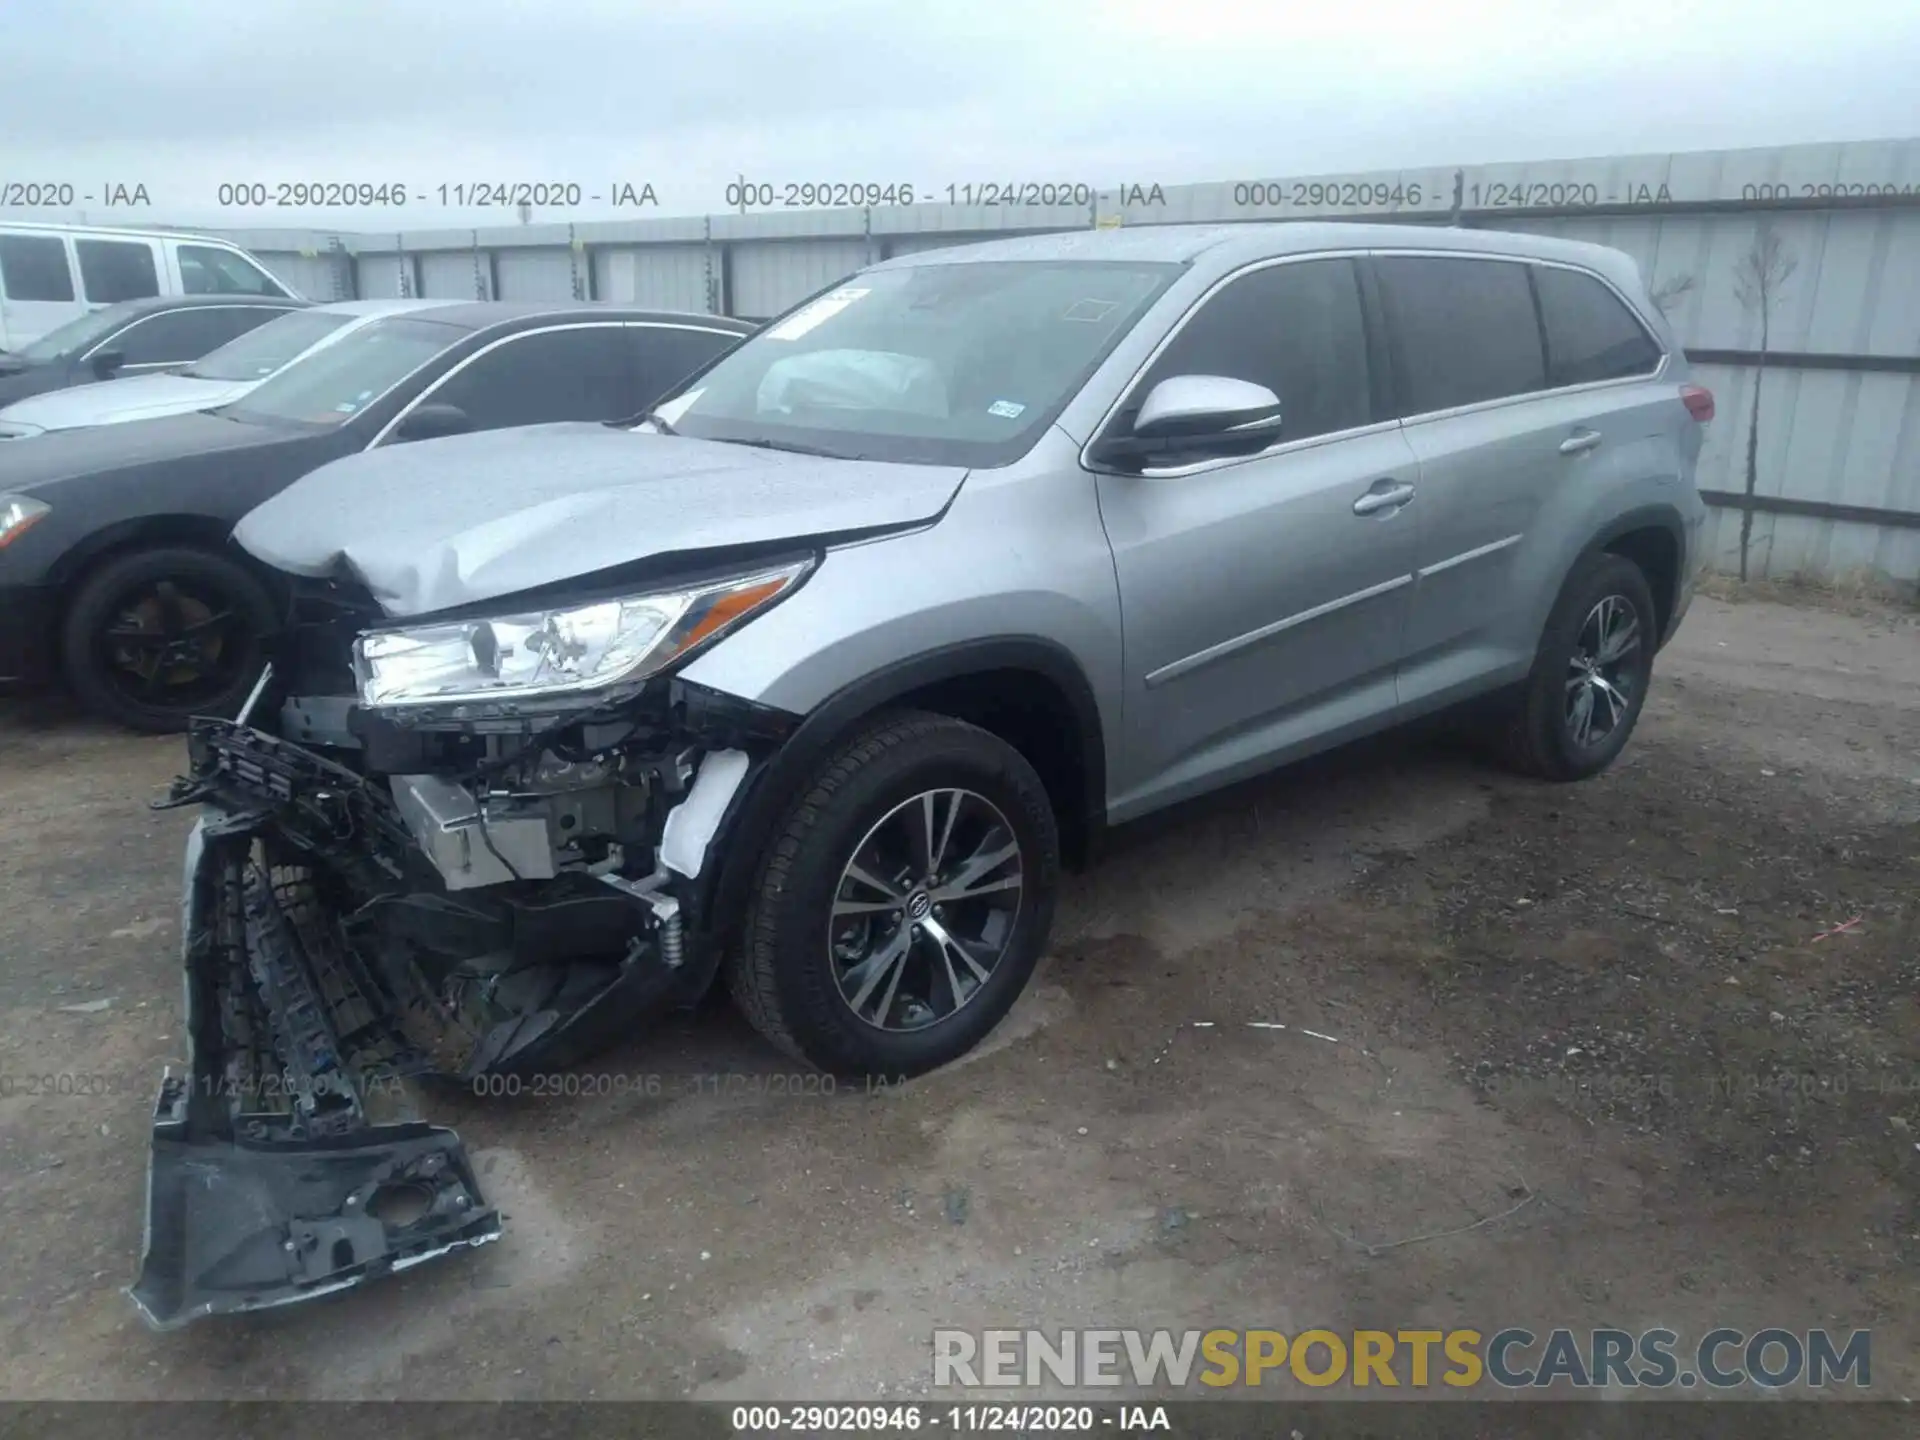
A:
134,222,1710,1325
0,301,383,437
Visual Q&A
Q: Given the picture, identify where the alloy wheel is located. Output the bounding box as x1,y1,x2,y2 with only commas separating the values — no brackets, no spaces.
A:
1565,593,1641,748
827,788,1024,1032
94,576,249,712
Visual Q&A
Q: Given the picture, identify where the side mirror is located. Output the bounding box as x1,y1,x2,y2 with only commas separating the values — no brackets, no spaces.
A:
89,349,127,380
392,402,471,442
1090,375,1284,467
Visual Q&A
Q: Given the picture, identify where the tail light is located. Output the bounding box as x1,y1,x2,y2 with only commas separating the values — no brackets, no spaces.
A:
1680,384,1714,423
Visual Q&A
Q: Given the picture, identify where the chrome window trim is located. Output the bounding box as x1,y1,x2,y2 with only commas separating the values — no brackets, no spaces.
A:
364,319,746,449
1079,246,1671,481
1145,572,1415,688
79,303,301,367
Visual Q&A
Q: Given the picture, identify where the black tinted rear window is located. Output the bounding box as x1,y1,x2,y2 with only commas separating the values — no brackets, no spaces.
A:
1376,256,1546,415
1533,265,1663,386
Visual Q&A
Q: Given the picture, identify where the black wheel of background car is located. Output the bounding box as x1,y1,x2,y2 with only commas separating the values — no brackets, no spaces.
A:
726,711,1060,1079
60,546,277,734
1499,551,1658,782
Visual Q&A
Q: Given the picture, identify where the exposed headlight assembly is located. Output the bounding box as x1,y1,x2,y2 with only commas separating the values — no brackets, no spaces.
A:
355,558,813,709
0,494,50,547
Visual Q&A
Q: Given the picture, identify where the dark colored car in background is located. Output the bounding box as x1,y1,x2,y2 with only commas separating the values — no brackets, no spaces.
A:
0,301,754,730
0,294,308,407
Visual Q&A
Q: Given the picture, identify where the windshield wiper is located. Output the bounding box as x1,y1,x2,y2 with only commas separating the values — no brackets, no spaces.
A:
717,435,854,459
606,407,675,433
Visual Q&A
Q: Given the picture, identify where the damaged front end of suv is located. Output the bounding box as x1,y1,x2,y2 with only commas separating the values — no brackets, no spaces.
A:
132,557,813,1328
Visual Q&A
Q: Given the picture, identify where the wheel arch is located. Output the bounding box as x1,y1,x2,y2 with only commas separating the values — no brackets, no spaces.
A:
46,514,282,603
1586,503,1687,648
693,636,1108,951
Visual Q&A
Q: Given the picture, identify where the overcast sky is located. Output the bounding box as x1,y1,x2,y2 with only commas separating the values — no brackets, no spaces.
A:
2,0,1916,229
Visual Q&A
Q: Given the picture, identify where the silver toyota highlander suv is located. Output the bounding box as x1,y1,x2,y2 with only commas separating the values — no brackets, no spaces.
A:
133,222,1711,1326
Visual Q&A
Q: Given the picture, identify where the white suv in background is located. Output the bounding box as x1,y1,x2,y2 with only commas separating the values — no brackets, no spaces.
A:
0,222,300,350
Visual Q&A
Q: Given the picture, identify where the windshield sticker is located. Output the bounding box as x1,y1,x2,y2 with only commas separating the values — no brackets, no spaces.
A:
334,402,358,413
765,287,871,341
1062,298,1119,323
987,399,1026,419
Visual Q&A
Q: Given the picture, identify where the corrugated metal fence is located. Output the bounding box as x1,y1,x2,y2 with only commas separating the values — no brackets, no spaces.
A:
200,139,1920,587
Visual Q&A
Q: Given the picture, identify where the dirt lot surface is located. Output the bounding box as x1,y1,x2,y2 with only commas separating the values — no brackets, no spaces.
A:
1,593,1915,1403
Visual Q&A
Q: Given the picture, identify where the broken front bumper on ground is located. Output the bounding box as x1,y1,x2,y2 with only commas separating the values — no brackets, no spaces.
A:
132,680,790,1328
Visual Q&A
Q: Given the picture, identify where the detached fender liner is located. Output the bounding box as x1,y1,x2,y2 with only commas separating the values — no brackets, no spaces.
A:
131,813,500,1329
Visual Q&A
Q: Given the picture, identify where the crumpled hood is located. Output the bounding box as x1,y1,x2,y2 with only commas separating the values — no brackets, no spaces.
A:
0,372,249,434
234,423,969,616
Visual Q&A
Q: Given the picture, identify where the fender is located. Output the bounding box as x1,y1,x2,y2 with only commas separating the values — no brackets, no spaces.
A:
689,635,1109,948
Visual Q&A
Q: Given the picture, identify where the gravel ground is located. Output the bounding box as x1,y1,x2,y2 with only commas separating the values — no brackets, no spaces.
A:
0,591,1914,1403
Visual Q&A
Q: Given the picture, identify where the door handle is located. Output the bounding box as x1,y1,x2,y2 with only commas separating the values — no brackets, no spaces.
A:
1353,480,1416,516
1559,429,1603,455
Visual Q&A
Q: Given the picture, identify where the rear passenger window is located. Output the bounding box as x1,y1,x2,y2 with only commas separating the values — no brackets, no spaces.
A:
1533,265,1662,386
76,240,160,302
1127,257,1372,448
1376,256,1546,415
0,235,75,301
108,308,268,368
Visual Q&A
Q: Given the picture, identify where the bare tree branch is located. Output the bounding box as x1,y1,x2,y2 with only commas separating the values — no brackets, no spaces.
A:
1649,272,1697,315
1730,227,1799,582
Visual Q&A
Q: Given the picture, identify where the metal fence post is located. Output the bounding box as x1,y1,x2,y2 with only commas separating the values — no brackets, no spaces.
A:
704,214,719,314
326,235,350,300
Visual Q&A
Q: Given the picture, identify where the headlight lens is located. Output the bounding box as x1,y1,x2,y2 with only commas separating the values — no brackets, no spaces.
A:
0,495,50,548
355,559,812,709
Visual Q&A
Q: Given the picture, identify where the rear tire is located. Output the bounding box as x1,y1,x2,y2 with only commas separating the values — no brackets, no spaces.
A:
726,711,1060,1079
1499,552,1657,781
61,546,276,734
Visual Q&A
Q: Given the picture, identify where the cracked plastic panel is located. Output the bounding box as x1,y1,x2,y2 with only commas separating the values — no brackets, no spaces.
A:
132,678,792,1326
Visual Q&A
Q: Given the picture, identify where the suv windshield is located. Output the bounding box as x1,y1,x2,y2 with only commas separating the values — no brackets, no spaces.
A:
182,310,352,381
221,315,464,428
16,303,141,363
654,260,1181,466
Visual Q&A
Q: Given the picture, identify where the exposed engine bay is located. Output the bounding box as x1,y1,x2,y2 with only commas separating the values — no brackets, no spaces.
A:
132,579,800,1328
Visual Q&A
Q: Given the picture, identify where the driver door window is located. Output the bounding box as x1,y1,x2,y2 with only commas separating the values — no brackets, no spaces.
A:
1118,258,1375,463
1092,254,1417,820
104,306,285,372
419,326,632,432
177,244,290,298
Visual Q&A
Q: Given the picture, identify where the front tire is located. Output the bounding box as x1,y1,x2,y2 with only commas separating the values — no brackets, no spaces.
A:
61,546,277,734
1499,551,1658,781
726,711,1061,1078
